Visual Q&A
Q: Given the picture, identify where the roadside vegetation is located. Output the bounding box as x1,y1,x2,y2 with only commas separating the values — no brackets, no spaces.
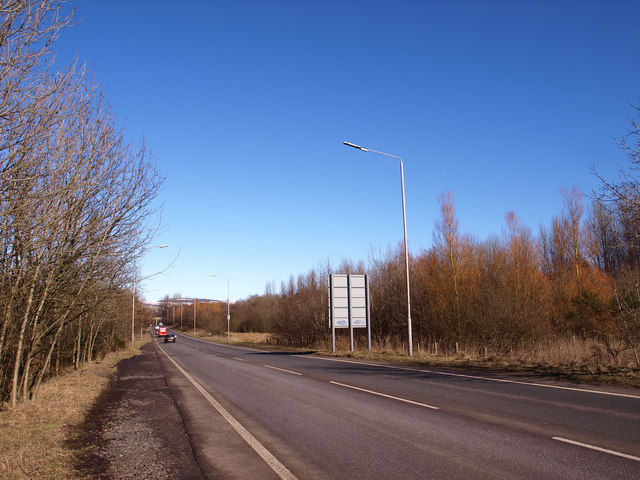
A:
0,0,163,407
168,104,640,384
0,342,144,479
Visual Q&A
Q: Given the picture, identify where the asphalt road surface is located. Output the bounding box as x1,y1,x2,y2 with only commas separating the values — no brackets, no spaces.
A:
153,331,640,480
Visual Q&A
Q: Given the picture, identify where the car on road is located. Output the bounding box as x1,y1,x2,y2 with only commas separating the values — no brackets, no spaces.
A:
164,333,176,343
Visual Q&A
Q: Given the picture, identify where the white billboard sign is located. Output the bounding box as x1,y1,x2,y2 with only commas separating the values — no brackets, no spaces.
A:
349,275,367,328
330,274,349,328
329,274,371,352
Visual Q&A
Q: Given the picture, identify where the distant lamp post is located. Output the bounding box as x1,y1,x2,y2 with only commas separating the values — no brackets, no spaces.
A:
132,245,169,350
343,141,413,356
209,274,230,341
193,298,197,333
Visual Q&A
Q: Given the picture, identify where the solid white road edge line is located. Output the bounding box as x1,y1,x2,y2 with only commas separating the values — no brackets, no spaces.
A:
156,345,299,480
552,437,640,462
305,356,640,400
330,381,439,410
264,365,303,375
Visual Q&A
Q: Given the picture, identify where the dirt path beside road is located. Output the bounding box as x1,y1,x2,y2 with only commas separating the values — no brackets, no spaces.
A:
71,341,206,480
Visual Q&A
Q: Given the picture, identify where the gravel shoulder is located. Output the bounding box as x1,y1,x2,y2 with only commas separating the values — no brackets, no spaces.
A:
71,341,206,480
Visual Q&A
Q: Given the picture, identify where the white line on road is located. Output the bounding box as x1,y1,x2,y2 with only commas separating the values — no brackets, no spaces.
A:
157,345,298,480
264,365,303,375
552,437,640,462
306,356,640,400
330,381,440,410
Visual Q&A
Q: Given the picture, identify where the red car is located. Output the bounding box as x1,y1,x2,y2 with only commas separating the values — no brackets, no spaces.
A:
158,327,167,337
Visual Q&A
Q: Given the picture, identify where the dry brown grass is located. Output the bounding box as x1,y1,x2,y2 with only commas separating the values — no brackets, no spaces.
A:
244,333,640,387
323,337,640,388
0,342,145,479
226,331,272,343
181,329,272,345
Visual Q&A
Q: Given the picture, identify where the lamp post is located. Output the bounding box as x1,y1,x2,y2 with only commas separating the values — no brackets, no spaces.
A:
209,274,230,341
132,244,169,350
343,141,413,356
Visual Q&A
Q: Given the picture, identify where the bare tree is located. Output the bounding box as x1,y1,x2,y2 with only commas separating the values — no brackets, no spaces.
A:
594,101,640,267
561,187,586,289
585,198,621,273
0,0,164,405
433,192,466,344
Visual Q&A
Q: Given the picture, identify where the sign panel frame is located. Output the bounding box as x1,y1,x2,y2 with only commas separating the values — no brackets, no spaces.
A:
329,274,371,352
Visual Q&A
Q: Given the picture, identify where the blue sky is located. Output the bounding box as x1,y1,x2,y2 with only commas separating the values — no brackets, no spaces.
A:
56,1,640,302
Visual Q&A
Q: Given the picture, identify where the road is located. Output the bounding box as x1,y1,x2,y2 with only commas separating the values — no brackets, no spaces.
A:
153,331,640,480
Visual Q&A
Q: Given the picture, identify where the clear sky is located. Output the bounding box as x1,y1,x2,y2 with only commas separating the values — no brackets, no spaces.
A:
56,0,640,302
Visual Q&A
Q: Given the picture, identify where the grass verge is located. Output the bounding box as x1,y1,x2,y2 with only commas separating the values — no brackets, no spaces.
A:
0,339,147,479
321,350,640,388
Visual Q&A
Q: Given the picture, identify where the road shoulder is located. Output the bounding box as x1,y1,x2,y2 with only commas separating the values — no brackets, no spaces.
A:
71,341,205,479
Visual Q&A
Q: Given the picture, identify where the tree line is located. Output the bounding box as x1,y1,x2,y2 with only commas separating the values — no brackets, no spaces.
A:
0,1,163,406
158,297,227,335
230,106,640,371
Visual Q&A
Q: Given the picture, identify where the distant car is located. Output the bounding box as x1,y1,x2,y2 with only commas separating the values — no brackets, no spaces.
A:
164,333,176,343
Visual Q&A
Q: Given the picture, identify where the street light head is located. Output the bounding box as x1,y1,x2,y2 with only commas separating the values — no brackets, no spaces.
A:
343,141,368,152
154,244,169,249
208,274,217,277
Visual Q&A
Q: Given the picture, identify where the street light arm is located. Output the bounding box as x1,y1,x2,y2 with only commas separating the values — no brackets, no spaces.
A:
343,141,402,161
135,244,169,257
208,274,229,280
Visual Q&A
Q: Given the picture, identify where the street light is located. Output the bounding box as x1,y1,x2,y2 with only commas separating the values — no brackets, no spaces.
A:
343,141,413,356
193,297,197,333
132,244,169,350
208,274,230,341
